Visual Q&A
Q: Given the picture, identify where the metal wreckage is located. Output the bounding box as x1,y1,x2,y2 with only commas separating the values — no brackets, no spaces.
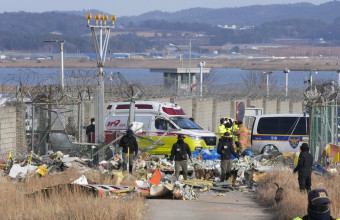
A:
2,142,329,201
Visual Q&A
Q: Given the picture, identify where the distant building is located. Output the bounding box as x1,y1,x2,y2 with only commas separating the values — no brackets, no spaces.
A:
110,53,130,59
217,25,254,30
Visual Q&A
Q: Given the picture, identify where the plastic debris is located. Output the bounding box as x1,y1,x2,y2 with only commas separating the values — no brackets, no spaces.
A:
312,162,327,176
241,148,253,157
37,165,49,176
72,175,89,185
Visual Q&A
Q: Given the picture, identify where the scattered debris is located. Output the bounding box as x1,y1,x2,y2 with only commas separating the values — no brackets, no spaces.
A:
2,144,337,201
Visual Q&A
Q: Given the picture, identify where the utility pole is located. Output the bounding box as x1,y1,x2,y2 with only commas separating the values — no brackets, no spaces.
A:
336,69,340,87
199,60,206,98
309,69,318,93
264,71,272,99
86,13,116,158
189,39,191,89
283,68,290,99
43,40,65,90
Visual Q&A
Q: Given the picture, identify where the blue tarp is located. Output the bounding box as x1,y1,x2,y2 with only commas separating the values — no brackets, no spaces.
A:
241,148,253,157
192,148,221,160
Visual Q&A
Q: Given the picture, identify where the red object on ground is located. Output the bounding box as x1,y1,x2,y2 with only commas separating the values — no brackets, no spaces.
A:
148,170,162,186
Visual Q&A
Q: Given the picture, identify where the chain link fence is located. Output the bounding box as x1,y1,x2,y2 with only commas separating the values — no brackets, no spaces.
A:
306,81,339,163
0,68,313,159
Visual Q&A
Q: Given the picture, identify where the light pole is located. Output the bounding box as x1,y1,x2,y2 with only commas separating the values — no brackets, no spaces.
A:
336,69,340,87
43,40,65,90
283,68,290,99
309,69,318,92
264,71,273,99
86,13,116,150
169,43,183,67
198,60,206,98
189,39,191,88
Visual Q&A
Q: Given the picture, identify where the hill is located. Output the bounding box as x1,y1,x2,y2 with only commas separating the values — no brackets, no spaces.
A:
120,1,340,26
1,2,340,52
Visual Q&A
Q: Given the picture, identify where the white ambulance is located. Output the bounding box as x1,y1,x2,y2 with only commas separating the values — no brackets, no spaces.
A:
104,101,217,155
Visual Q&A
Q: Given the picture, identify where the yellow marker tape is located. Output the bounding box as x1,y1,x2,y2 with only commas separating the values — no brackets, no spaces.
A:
333,152,339,163
294,153,299,165
28,152,33,164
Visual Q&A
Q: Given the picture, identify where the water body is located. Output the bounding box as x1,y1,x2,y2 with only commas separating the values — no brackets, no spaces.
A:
0,67,338,88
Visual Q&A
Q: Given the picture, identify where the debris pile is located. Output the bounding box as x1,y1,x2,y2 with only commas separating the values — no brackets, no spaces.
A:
1,147,336,200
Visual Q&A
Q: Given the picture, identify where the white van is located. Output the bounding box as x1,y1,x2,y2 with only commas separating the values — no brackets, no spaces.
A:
251,114,309,154
104,101,217,155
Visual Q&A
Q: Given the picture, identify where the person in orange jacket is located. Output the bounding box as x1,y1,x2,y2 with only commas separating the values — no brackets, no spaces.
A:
237,121,248,153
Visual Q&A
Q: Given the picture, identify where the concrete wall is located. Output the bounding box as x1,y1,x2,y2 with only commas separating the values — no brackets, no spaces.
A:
214,100,232,132
148,97,171,103
175,99,193,118
2,97,303,157
291,101,304,113
248,99,264,109
194,99,214,131
264,99,278,114
0,103,26,159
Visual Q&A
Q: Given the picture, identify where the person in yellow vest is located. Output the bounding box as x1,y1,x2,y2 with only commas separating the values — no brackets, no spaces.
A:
293,188,339,220
232,121,240,153
225,120,233,138
237,121,248,153
218,118,227,139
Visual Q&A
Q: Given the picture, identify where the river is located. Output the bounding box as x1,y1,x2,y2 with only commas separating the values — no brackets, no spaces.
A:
0,67,338,88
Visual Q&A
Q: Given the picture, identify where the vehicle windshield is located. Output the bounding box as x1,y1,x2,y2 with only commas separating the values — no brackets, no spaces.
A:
171,118,201,129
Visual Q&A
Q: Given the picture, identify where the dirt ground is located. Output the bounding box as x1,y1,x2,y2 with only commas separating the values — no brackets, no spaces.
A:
1,56,340,71
144,190,275,220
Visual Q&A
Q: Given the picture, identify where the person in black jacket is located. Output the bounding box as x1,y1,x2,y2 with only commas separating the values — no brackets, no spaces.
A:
119,129,139,173
294,143,313,192
86,118,95,143
170,134,192,180
217,132,239,182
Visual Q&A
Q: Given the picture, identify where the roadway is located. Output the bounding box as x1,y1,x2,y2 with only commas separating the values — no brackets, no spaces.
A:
144,190,275,220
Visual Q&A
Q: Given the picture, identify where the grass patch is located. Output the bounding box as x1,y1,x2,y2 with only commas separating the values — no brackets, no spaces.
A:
0,168,146,220
256,170,340,219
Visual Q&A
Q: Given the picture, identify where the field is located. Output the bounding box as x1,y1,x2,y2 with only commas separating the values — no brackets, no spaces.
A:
1,56,340,71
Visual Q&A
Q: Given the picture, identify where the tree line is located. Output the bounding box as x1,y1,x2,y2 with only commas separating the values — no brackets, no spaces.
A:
1,11,340,53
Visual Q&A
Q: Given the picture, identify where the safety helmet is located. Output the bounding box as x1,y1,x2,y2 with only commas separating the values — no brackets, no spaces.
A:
220,118,225,124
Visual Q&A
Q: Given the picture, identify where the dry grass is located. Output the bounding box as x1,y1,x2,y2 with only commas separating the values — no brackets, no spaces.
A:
0,168,146,220
1,56,340,70
256,169,340,219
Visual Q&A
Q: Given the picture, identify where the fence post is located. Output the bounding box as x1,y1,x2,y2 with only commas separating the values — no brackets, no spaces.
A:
212,99,217,133
192,98,197,121
230,100,235,119
262,99,267,114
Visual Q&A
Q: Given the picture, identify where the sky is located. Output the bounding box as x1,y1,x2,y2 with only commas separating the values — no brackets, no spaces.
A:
0,0,332,16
